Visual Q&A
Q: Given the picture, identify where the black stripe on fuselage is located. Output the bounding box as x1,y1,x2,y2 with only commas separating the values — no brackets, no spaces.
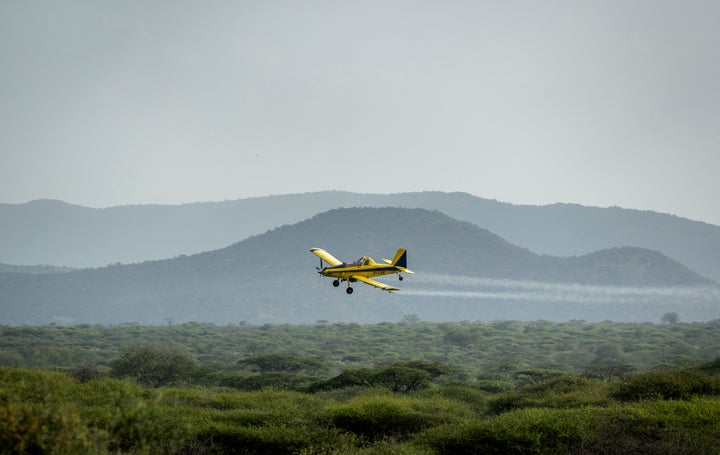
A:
323,266,398,275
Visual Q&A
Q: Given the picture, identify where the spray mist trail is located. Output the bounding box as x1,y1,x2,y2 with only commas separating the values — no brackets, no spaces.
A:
400,274,720,305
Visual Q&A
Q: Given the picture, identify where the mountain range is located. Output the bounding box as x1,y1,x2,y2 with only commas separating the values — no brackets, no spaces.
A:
2,192,720,285
1,207,717,326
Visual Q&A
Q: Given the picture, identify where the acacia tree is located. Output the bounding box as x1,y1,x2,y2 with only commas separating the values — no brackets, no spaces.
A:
111,344,197,388
512,369,563,387
238,354,324,374
584,343,633,380
372,361,453,393
373,364,432,393
661,312,680,325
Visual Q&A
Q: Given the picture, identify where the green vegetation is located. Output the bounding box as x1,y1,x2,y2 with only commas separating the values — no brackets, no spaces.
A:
3,320,720,453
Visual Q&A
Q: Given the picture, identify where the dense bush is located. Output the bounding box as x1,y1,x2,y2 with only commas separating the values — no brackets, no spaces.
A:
6,320,720,381
590,400,720,454
418,385,489,414
322,393,471,442
4,365,720,454
110,344,198,388
309,368,375,392
697,356,720,375
238,353,324,374
0,367,185,453
68,365,103,383
5,321,720,453
310,361,453,394
68,378,187,453
0,367,104,453
611,369,720,401
222,372,318,391
419,400,720,455
0,400,102,454
194,423,316,455
487,374,612,415
418,408,596,454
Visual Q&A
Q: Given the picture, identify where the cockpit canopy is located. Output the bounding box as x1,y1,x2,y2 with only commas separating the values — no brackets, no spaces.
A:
354,256,375,266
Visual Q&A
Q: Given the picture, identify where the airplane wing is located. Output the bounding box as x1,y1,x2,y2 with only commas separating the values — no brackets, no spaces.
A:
310,248,343,267
352,275,400,292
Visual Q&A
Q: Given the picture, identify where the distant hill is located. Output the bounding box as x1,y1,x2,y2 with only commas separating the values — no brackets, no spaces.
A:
1,208,716,326
0,263,76,274
2,192,720,284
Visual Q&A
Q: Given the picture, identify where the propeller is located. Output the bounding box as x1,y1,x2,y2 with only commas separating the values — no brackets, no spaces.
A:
316,258,325,286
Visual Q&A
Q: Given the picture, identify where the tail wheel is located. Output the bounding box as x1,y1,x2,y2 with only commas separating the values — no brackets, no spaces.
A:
399,275,404,281
346,287,354,294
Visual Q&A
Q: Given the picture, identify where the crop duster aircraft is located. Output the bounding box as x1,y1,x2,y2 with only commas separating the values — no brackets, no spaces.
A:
310,248,413,294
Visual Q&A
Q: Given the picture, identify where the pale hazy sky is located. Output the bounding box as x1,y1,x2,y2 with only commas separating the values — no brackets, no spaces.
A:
2,1,719,225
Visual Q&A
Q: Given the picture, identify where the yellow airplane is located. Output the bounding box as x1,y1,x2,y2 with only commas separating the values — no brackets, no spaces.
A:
310,247,414,294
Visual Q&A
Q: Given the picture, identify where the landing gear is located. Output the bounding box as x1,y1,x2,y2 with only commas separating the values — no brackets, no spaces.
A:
329,278,353,294
399,275,404,281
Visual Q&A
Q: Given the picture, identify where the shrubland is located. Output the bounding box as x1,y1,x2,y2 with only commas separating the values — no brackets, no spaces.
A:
3,319,720,453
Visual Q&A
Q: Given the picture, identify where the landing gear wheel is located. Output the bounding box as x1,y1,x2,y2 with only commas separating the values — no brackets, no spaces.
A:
346,287,354,294
399,275,404,281
332,280,340,287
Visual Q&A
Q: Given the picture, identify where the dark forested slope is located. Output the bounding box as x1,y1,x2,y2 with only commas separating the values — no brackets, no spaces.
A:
2,192,720,284
1,208,715,325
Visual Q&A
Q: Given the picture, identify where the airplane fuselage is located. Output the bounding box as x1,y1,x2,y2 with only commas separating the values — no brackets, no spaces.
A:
320,264,402,280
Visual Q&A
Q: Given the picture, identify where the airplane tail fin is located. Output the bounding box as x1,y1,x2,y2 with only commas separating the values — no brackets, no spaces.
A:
391,248,414,273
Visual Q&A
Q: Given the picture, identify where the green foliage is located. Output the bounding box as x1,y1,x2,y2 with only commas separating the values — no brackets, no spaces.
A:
0,366,186,454
611,368,720,401
662,311,680,324
226,372,318,392
0,368,104,453
162,389,346,454
487,374,612,415
110,344,198,388
309,368,375,392
589,400,720,454
193,423,306,454
68,365,103,383
697,356,720,375
238,353,324,374
322,393,471,442
512,369,564,387
418,407,596,454
418,385,489,414
420,400,720,454
583,342,634,380
474,379,514,394
443,328,477,347
312,361,453,394
0,400,102,454
372,363,437,394
5,320,720,383
6,321,720,452
5,364,720,454
70,378,187,453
